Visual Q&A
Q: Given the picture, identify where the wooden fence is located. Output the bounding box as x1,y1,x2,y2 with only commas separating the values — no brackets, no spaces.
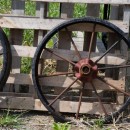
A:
0,0,130,114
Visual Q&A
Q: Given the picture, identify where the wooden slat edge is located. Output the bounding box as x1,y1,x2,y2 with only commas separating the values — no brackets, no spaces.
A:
32,0,130,4
0,92,33,97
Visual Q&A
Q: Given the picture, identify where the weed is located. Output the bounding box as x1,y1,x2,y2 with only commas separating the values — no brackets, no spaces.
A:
0,109,23,129
52,122,71,130
21,57,32,74
23,30,34,46
94,119,104,128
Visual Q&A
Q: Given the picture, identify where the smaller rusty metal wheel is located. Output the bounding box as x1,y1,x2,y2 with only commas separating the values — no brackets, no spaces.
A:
32,17,130,123
0,28,12,91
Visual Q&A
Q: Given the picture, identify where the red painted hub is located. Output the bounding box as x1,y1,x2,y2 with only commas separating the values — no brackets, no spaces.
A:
75,59,98,82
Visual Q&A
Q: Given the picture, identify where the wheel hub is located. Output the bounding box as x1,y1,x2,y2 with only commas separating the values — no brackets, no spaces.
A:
75,59,98,82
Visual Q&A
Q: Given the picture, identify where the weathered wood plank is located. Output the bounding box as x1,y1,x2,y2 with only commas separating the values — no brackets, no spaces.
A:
6,0,25,93
7,73,125,90
56,3,73,73
39,76,125,90
122,5,130,105
5,45,126,65
0,16,128,33
54,100,120,114
7,73,33,85
0,92,33,97
0,96,35,110
0,96,120,114
32,0,130,4
32,2,48,97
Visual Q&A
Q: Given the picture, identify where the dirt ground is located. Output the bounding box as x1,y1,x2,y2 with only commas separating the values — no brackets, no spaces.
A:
0,110,130,130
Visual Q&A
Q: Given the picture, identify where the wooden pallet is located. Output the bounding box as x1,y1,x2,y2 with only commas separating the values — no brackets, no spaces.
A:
0,0,130,114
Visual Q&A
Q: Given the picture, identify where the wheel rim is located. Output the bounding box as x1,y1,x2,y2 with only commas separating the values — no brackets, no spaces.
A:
0,28,12,91
32,17,130,122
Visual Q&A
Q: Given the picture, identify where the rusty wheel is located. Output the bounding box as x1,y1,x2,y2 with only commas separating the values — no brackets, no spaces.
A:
0,28,12,91
32,17,130,123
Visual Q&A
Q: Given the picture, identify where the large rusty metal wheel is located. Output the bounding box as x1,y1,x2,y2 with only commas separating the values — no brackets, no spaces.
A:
32,17,130,123
0,28,12,91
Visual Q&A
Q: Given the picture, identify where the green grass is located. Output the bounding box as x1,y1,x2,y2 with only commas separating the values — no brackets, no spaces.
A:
49,3,60,17
0,110,23,129
23,30,34,47
21,57,32,73
100,4,104,19
0,0,11,14
52,122,71,130
74,3,87,18
25,1,36,16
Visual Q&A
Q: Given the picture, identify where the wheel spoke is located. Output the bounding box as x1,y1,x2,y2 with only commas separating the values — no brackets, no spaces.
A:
44,48,76,66
48,78,79,106
95,37,123,64
91,82,108,115
76,83,85,119
98,64,130,70
38,72,74,78
65,27,82,60
97,76,130,96
88,24,96,59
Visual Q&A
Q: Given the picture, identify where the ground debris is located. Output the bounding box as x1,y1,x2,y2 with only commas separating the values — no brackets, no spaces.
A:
0,111,130,130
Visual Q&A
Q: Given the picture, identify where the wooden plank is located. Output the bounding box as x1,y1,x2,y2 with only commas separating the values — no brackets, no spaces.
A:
0,96,35,110
7,73,33,86
10,0,25,72
0,92,33,97
123,5,130,80
55,3,73,94
39,76,125,90
110,6,124,104
6,45,126,65
6,73,125,90
5,0,25,93
0,16,128,33
44,94,114,102
32,0,130,4
32,2,48,97
123,5,130,106
54,100,120,114
0,96,120,114
56,3,73,72
11,0,25,15
83,4,100,97
84,4,100,52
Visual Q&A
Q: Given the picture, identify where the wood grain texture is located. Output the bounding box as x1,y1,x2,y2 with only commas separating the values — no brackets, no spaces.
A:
0,45,126,65
0,16,128,33
0,96,120,114
6,73,125,91
32,0,130,4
